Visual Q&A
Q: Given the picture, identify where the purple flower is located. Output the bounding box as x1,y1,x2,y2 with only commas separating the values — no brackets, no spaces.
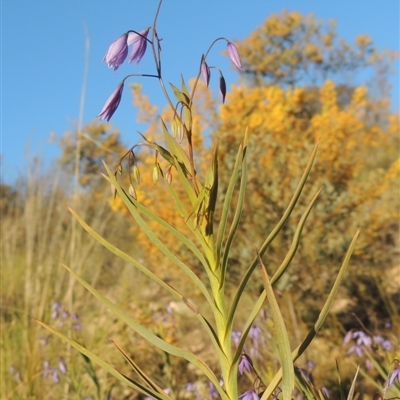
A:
128,28,150,64
58,358,67,374
43,361,51,378
72,313,79,321
103,33,129,71
352,330,371,348
201,60,211,87
343,330,353,346
227,41,242,70
219,75,226,103
239,353,254,375
239,390,260,400
347,344,364,357
51,302,61,319
249,325,262,341
321,386,330,398
381,340,393,351
388,365,400,386
209,382,219,399
98,83,124,121
232,331,242,347
51,368,60,383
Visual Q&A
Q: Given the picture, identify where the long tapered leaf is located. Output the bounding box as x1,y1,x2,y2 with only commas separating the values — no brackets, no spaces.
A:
336,359,346,400
346,366,360,400
69,207,199,309
112,340,166,394
227,142,319,339
35,319,172,400
161,120,192,179
228,187,321,346
72,186,225,362
59,263,229,400
260,230,360,399
103,163,215,312
271,188,321,283
258,253,294,400
216,142,243,258
220,132,248,288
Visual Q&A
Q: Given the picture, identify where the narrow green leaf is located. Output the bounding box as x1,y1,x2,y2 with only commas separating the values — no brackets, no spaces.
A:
216,137,244,260
181,75,190,99
227,142,319,340
58,263,229,400
228,188,320,347
69,207,199,306
258,253,294,399
260,230,360,399
183,105,192,130
204,141,219,237
102,164,216,313
271,188,322,284
35,319,171,400
335,359,346,400
170,82,190,105
112,340,166,395
346,366,360,400
137,132,175,165
220,134,248,288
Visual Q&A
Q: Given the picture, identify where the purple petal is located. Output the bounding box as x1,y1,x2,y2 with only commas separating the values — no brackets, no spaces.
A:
227,41,242,70
129,28,150,65
201,60,211,87
98,83,124,121
103,33,128,71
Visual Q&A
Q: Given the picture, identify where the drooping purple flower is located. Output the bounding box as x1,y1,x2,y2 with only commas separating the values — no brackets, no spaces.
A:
227,41,242,70
98,82,124,121
239,390,260,400
103,33,129,71
201,60,211,87
128,28,150,64
238,353,254,375
388,365,400,386
219,75,226,103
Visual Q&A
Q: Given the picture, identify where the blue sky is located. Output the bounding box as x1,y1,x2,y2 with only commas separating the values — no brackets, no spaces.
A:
2,1,399,185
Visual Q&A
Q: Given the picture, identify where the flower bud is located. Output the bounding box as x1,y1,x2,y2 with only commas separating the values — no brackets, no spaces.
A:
166,168,173,184
201,60,211,87
219,75,226,103
133,165,140,184
152,164,160,184
98,83,124,121
128,184,137,199
227,41,242,70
